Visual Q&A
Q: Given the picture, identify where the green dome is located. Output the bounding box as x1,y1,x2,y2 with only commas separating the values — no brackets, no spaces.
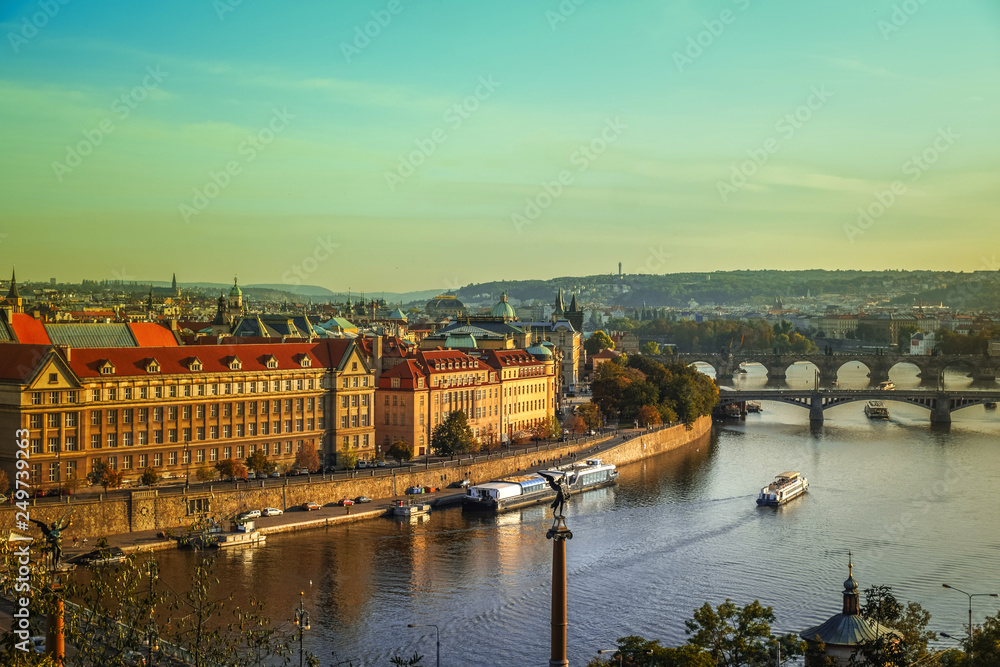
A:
526,344,552,358
229,279,242,297
490,292,517,320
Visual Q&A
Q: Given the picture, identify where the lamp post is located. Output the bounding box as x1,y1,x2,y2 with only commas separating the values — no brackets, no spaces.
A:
407,624,440,667
942,583,999,659
292,591,310,667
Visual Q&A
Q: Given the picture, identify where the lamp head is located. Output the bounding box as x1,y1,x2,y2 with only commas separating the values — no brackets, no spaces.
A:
942,584,952,589
407,624,417,628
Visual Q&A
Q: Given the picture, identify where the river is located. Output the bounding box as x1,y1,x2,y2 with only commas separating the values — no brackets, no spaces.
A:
151,362,1000,666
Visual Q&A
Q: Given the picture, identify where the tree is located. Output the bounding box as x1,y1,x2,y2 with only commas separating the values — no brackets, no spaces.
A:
529,419,552,441
431,410,477,456
577,403,603,430
196,466,218,482
246,449,276,476
964,608,1000,666
640,341,660,355
564,414,587,434
387,439,414,465
87,458,124,492
585,330,615,355
685,599,803,667
215,458,247,480
64,472,83,493
140,467,160,487
849,586,936,667
637,404,661,427
295,441,321,472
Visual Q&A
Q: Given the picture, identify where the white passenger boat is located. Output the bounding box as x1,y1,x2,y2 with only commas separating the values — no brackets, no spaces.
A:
756,471,808,507
462,459,618,512
865,400,889,419
215,519,267,548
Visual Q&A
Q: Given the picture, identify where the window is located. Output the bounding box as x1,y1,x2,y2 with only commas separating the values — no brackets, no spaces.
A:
363,434,369,447
307,397,315,411
210,384,217,396
261,422,269,435
236,402,244,416
248,423,256,436
284,420,292,433
391,378,400,388
139,454,147,468
92,389,101,402
223,404,231,418
153,407,162,422
284,399,292,413
169,386,177,398
210,426,218,439
196,449,205,463
344,416,350,428
154,430,163,444
107,433,117,448
383,413,389,425
236,424,243,437
352,435,359,448
47,437,58,453
49,391,59,404
351,415,359,428
31,392,42,405
123,409,132,424
309,379,315,390
168,452,176,466
183,428,191,442
139,387,147,399
210,448,218,462
352,377,359,388
138,408,148,423
168,406,178,420
123,432,132,447
65,460,76,479
224,383,231,394
223,425,231,438
122,455,132,470
295,419,303,432
342,396,349,408
182,450,190,464
223,446,231,459
297,379,304,390
363,376,370,387
273,400,280,413
90,434,100,449
236,445,244,458
285,380,292,391
307,418,314,430
183,406,191,419
155,386,163,399
197,427,205,440
352,362,358,371
210,405,218,418
46,413,60,428
296,398,303,412
48,462,59,482
273,380,280,391
273,420,280,434
261,401,269,414
107,411,117,425
197,384,205,396
138,431,147,446
168,429,177,443
342,377,349,389
196,405,204,418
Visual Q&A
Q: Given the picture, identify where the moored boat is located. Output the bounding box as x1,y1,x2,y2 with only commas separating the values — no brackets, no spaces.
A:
393,501,431,517
756,471,808,507
865,400,889,419
215,519,266,548
462,459,618,513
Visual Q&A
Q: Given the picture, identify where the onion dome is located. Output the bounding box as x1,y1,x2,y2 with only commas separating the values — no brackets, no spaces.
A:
490,292,517,320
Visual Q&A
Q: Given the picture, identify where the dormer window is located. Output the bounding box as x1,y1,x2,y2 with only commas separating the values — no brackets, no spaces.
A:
145,359,160,374
418,378,424,389
228,357,242,370
265,356,278,369
188,358,203,372
99,360,116,376
391,378,400,388
299,356,311,368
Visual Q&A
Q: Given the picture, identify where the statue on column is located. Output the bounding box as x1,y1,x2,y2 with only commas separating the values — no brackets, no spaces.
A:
30,514,73,570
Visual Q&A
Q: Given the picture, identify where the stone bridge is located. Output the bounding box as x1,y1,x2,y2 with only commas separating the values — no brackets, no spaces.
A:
667,352,998,383
716,388,1000,424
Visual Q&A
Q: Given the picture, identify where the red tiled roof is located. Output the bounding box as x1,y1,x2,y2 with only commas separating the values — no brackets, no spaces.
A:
378,359,427,389
10,313,50,344
66,341,350,379
128,323,178,347
0,344,55,383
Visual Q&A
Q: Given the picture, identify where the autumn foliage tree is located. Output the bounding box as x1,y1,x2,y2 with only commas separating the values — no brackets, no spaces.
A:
386,440,414,465
87,458,124,492
295,441,321,472
215,458,247,480
637,404,661,427
564,414,586,434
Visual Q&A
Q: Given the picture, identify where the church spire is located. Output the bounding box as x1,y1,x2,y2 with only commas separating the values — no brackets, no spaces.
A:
7,267,19,300
842,551,860,615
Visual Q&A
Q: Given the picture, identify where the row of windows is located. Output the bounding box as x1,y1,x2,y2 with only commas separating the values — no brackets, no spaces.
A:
341,434,371,449
31,391,78,405
29,418,322,451
339,394,371,408
340,413,371,428
30,399,321,429
83,378,321,403
30,440,311,481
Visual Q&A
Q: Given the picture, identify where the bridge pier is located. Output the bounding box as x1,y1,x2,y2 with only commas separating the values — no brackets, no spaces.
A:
971,366,998,382
930,396,952,425
809,394,824,423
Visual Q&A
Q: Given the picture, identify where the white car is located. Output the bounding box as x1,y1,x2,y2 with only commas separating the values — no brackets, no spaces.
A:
261,507,283,517
238,509,262,520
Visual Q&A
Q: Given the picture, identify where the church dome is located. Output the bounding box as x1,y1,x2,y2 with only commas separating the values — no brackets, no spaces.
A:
490,292,516,320
229,279,242,297
526,344,552,359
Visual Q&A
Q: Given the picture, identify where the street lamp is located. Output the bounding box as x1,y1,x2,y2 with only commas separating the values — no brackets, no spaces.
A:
597,648,652,666
292,591,310,667
942,583,999,659
407,623,440,667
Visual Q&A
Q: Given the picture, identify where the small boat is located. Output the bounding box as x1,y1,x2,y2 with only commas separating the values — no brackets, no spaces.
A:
877,381,896,390
756,471,808,506
214,519,266,548
865,400,889,419
463,459,618,513
745,401,762,413
393,501,431,517
985,402,997,410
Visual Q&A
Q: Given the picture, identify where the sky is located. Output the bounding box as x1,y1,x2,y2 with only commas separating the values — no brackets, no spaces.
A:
1,0,998,292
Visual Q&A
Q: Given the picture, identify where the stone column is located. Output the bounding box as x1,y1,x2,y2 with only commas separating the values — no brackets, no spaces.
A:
930,395,952,425
809,394,824,424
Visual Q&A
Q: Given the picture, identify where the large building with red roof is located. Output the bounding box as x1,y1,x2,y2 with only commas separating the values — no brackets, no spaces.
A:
0,339,375,491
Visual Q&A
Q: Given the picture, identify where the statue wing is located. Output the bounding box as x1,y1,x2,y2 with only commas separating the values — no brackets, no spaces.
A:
538,471,561,494
55,514,72,531
29,518,52,539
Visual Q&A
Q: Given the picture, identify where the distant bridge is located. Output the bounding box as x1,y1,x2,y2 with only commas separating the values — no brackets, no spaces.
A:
716,388,1000,424
667,352,999,383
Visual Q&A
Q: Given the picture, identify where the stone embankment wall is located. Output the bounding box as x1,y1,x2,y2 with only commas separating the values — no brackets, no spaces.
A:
4,416,711,538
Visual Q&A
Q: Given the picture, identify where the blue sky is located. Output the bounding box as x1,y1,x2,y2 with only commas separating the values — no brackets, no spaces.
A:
1,0,998,291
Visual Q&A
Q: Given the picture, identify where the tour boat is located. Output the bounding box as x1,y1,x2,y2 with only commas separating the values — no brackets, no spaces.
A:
865,400,890,419
392,500,431,517
877,381,896,390
462,459,618,513
756,471,808,507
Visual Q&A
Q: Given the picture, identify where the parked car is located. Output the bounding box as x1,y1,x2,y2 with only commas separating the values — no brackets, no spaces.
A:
270,471,281,478
238,510,261,521
301,501,321,511
354,496,371,504
355,461,368,469
375,461,387,468
338,498,355,506
261,507,283,517
247,472,257,480
447,479,471,489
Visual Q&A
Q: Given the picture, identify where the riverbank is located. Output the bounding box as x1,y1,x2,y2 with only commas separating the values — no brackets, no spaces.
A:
11,416,711,552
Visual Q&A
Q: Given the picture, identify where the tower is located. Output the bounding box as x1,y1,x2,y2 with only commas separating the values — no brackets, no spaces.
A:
228,277,244,317
5,267,24,314
172,273,180,297
553,289,566,320
566,293,584,333
618,262,622,279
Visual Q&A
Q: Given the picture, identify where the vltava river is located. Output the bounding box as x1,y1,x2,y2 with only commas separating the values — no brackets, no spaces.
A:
153,362,1000,666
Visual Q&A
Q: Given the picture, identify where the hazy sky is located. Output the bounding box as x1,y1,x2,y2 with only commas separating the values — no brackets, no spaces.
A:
2,1,998,291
